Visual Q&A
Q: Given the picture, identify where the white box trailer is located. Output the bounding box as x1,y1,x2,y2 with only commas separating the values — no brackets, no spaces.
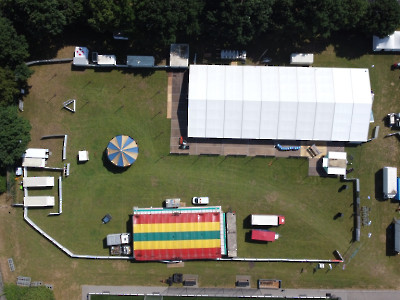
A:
383,167,397,199
25,148,49,159
251,214,285,226
23,177,54,188
23,196,55,207
22,157,46,167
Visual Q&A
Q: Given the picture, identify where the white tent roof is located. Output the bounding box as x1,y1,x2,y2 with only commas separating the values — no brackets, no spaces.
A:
373,31,400,51
188,65,372,142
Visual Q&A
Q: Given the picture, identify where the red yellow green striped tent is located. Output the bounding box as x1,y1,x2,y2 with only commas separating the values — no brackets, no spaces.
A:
133,207,224,261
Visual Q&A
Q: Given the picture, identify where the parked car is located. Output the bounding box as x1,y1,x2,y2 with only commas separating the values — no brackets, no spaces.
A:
192,197,209,205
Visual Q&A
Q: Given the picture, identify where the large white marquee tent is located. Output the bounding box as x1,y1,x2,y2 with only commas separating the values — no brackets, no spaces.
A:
188,65,372,142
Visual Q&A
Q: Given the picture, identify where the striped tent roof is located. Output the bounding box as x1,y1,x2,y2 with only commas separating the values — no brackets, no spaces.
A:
107,135,138,167
133,207,223,261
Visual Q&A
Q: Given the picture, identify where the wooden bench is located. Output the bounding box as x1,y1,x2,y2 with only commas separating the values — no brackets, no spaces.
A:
307,144,321,158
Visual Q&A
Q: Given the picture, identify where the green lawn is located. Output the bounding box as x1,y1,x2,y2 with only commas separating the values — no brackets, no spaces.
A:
1,43,400,300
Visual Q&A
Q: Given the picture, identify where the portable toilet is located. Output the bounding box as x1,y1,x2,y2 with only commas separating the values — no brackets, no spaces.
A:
396,178,400,201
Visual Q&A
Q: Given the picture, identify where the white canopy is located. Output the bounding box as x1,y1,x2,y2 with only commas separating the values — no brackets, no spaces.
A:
188,65,372,142
373,31,400,51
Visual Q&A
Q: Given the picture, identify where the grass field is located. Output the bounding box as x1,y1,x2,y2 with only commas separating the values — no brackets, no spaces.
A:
1,43,400,300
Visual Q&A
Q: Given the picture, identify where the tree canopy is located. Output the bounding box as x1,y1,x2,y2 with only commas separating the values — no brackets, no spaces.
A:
0,67,19,107
0,16,29,69
0,106,31,168
363,0,400,38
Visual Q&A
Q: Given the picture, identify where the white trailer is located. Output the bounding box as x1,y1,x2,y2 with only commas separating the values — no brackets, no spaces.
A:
290,53,314,65
23,177,54,188
383,167,397,199
24,196,55,207
24,148,49,159
22,157,46,168
251,214,285,226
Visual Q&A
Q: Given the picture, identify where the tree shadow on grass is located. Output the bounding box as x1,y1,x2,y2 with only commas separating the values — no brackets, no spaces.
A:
331,31,371,60
102,149,130,174
375,169,384,201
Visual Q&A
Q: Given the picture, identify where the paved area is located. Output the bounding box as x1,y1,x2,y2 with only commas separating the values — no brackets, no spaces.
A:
82,285,400,300
169,70,344,176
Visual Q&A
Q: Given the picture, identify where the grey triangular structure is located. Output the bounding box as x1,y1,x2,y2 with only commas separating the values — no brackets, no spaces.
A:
63,99,76,113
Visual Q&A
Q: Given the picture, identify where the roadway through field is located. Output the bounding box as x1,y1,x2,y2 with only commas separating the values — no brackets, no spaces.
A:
82,285,400,300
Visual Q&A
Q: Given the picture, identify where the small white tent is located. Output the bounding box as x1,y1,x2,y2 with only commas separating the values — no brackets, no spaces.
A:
373,32,400,51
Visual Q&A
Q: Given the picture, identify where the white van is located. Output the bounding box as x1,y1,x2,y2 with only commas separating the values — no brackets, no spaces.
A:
192,197,209,205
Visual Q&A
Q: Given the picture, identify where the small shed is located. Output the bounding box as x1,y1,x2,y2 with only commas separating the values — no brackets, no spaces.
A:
290,53,314,65
322,151,347,175
373,31,400,51
78,150,89,162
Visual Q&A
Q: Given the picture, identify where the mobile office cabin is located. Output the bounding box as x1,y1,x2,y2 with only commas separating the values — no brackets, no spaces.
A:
251,214,285,226
383,167,397,199
290,53,314,66
373,31,400,51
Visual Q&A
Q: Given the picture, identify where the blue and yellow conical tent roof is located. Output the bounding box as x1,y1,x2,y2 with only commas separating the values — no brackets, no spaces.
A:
107,135,139,167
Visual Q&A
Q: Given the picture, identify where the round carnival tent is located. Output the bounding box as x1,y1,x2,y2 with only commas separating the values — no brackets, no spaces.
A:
107,135,139,167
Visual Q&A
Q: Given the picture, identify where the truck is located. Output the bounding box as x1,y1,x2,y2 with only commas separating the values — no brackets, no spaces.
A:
251,229,279,242
383,167,397,199
251,214,285,226
106,233,132,256
165,198,181,208
110,245,132,256
258,279,282,289
106,233,131,246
